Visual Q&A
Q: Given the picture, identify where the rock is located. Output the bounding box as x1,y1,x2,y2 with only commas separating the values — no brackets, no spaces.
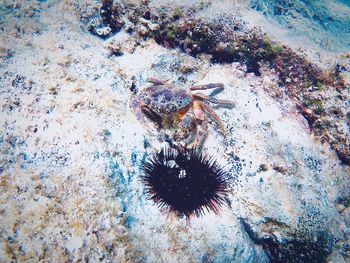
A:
96,26,112,36
1,0,349,262
66,235,83,253
258,163,269,172
336,204,346,213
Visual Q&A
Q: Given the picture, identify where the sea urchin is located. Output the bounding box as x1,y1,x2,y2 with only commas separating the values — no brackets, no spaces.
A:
141,147,229,218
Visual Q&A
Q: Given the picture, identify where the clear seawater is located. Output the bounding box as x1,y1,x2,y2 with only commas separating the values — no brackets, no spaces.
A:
251,0,350,53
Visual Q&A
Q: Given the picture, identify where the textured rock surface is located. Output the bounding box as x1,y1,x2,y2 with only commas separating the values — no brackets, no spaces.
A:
0,0,349,262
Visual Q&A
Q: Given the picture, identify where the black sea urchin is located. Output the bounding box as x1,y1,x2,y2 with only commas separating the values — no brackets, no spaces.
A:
141,147,229,218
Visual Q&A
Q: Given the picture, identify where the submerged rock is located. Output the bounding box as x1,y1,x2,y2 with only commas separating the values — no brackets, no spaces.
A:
0,0,349,262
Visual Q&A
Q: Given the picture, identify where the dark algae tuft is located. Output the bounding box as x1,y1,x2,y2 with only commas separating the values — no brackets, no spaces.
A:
241,219,333,263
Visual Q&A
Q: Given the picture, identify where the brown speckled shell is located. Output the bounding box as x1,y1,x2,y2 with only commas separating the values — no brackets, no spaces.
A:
138,85,193,115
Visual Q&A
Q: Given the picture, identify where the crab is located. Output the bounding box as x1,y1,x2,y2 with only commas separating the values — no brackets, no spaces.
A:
130,77,234,147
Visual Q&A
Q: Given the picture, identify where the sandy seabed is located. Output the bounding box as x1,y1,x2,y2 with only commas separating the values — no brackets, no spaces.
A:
0,0,349,262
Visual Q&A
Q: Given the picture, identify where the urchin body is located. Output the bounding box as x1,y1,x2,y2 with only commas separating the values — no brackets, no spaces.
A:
142,147,229,218
130,78,234,147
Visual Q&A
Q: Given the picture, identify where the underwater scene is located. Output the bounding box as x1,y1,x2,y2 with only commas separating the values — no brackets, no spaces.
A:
0,0,349,262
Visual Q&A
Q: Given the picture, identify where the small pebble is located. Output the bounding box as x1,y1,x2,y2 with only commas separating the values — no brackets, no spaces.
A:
336,204,345,213
259,163,269,172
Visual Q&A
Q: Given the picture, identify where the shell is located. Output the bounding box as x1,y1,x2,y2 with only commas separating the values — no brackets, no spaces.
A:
138,85,193,115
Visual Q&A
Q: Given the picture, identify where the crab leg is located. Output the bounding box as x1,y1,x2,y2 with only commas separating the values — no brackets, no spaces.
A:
192,93,235,107
190,83,224,90
130,97,162,132
197,100,226,134
183,100,209,148
146,77,169,85
187,115,208,149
